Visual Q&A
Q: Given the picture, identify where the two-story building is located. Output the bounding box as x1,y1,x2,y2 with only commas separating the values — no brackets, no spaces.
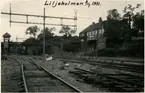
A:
79,17,106,52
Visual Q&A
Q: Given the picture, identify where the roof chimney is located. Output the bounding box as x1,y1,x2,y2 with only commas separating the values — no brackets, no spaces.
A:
99,17,102,23
92,22,95,25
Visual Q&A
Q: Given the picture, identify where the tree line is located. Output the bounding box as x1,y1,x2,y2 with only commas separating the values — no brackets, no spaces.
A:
22,4,144,57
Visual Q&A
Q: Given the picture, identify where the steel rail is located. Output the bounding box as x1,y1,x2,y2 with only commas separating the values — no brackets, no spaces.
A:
41,66,83,93
74,67,143,87
9,56,28,93
55,57,144,65
29,58,83,93
55,57,143,66
57,58,144,73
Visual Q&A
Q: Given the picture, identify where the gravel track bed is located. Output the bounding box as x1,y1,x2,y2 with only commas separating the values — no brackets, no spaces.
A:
17,56,81,92
1,57,22,92
31,58,108,92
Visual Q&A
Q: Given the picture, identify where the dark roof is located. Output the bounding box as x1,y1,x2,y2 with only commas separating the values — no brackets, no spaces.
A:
79,22,102,34
79,21,107,34
21,38,52,46
3,32,11,38
21,38,40,46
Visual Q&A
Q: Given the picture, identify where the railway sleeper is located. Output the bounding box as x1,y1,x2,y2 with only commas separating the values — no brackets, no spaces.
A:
120,87,142,92
84,77,127,91
17,81,23,85
100,65,143,73
93,78,140,92
70,69,143,92
106,76,143,87
74,67,143,86
60,58,143,67
69,70,96,80
11,76,22,80
61,59,143,73
101,76,144,91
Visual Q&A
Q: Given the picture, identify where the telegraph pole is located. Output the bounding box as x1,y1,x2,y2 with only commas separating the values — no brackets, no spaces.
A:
43,8,46,62
9,3,11,27
96,30,99,57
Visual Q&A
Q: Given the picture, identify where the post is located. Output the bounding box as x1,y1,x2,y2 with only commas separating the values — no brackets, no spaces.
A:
81,39,84,52
16,36,18,55
61,43,63,57
10,3,11,27
43,8,45,62
96,31,99,57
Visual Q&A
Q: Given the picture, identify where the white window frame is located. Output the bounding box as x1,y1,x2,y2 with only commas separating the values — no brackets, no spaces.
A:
87,32,89,36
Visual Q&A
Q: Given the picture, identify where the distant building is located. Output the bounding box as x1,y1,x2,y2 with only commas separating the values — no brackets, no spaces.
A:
79,17,106,51
2,32,11,54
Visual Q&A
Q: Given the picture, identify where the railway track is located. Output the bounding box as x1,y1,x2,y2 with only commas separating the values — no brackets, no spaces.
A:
9,57,28,92
10,56,83,92
56,56,144,64
69,67,144,92
8,55,143,92
54,57,143,92
57,58,144,74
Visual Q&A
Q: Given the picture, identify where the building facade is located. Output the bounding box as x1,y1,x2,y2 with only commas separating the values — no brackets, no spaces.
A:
79,19,106,52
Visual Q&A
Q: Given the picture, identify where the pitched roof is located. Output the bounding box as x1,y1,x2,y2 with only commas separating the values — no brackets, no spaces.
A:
21,38,40,46
21,38,52,46
3,32,11,38
79,20,108,35
79,22,102,34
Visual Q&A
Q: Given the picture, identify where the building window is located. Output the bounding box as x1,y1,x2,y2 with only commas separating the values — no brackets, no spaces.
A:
91,31,93,35
81,33,84,37
92,31,94,35
95,30,97,35
89,32,91,36
87,32,89,36
102,28,104,34
99,29,102,34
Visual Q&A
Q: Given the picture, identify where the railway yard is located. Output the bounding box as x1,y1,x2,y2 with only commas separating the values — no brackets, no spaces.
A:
1,55,144,92
1,0,144,92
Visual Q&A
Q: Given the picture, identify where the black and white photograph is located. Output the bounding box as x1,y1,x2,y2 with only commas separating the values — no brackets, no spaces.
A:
0,0,144,92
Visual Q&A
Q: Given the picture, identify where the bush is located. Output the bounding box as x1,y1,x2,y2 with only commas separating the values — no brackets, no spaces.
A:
63,43,81,52
115,48,128,57
83,46,143,58
83,48,115,57
98,48,115,57
83,51,96,56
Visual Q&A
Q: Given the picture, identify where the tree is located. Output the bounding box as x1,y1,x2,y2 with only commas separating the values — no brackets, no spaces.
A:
123,4,141,29
26,25,39,38
103,19,123,39
59,26,76,37
37,27,55,40
132,10,144,32
107,9,121,20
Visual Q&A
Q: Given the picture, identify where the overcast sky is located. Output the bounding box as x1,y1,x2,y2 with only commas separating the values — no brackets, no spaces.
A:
0,0,144,42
